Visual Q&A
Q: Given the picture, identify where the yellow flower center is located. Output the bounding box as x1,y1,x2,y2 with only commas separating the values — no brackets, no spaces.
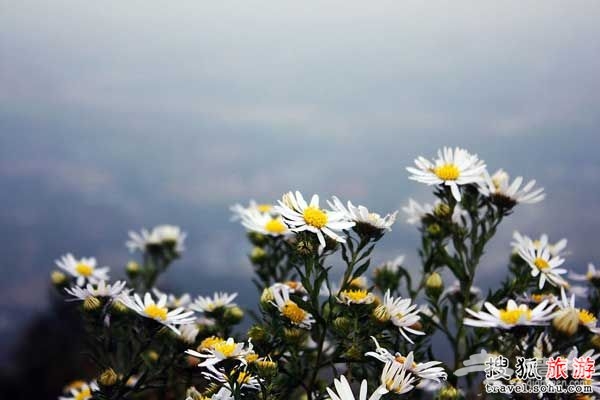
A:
531,293,547,303
213,341,237,357
303,206,328,228
75,388,91,400
245,352,259,363
199,336,223,350
75,263,94,277
534,258,550,270
144,304,168,320
285,281,301,290
341,289,370,303
433,164,460,181
235,370,252,384
282,301,307,324
257,204,272,213
499,308,532,325
394,355,418,369
579,309,597,325
265,218,287,234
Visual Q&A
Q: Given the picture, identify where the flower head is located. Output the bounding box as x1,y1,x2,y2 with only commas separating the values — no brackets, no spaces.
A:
275,191,355,251
120,292,195,334
337,289,375,305
464,299,555,329
55,253,110,286
373,290,424,343
326,375,383,400
271,285,314,329
240,209,289,236
186,337,254,367
65,280,127,301
402,199,434,225
126,225,186,254
328,196,397,235
511,231,568,258
515,235,567,289
570,263,600,284
230,200,275,221
59,381,98,400
191,292,238,313
376,361,416,395
555,287,600,334
479,169,545,207
406,147,486,201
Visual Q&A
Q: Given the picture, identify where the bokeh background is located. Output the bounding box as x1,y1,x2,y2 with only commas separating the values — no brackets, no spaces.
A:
1,1,600,398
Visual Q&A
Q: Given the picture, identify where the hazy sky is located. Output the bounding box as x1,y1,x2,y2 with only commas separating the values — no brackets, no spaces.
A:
1,0,600,365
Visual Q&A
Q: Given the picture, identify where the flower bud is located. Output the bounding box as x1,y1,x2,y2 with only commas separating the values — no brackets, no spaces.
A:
433,203,452,218
283,328,307,345
426,223,442,236
248,325,268,343
260,288,274,308
373,304,391,323
51,270,68,287
83,296,102,312
223,306,244,324
256,357,278,378
145,350,159,363
98,368,118,387
295,240,314,256
332,316,352,335
247,232,267,246
111,299,129,314
343,344,363,361
186,386,206,400
590,334,600,350
250,247,267,264
552,308,579,337
437,385,461,400
126,261,140,277
425,272,444,298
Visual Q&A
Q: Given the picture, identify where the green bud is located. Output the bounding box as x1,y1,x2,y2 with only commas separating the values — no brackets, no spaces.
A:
343,344,363,361
248,325,268,343
256,357,278,378
223,306,244,324
433,203,452,218
126,261,140,277
436,385,462,400
425,272,444,298
332,316,352,334
83,296,102,312
283,328,307,345
249,247,267,264
50,270,68,287
295,240,314,256
426,223,442,236
591,334,600,350
247,232,267,246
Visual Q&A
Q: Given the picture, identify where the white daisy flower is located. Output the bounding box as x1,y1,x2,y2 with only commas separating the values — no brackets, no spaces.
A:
406,147,486,202
202,366,261,392
190,292,238,313
126,225,186,254
337,289,375,305
515,236,567,289
376,256,405,274
402,199,434,225
59,381,98,400
375,361,416,395
326,375,383,400
271,284,315,329
270,281,306,295
464,299,555,329
65,280,127,301
186,337,254,367
511,231,568,258
555,287,600,334
240,208,289,236
373,290,424,343
120,292,195,335
479,169,545,206
570,263,600,283
441,280,482,302
55,253,110,286
275,191,355,251
365,336,447,386
328,196,397,233
151,288,192,309
230,200,275,221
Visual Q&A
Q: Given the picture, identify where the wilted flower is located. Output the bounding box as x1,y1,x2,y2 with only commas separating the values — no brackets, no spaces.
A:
406,147,486,202
55,253,110,286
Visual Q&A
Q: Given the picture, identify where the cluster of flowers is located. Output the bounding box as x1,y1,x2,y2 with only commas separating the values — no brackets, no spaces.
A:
52,147,599,400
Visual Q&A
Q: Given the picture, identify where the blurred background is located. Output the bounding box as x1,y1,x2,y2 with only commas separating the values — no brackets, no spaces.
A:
1,1,600,398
